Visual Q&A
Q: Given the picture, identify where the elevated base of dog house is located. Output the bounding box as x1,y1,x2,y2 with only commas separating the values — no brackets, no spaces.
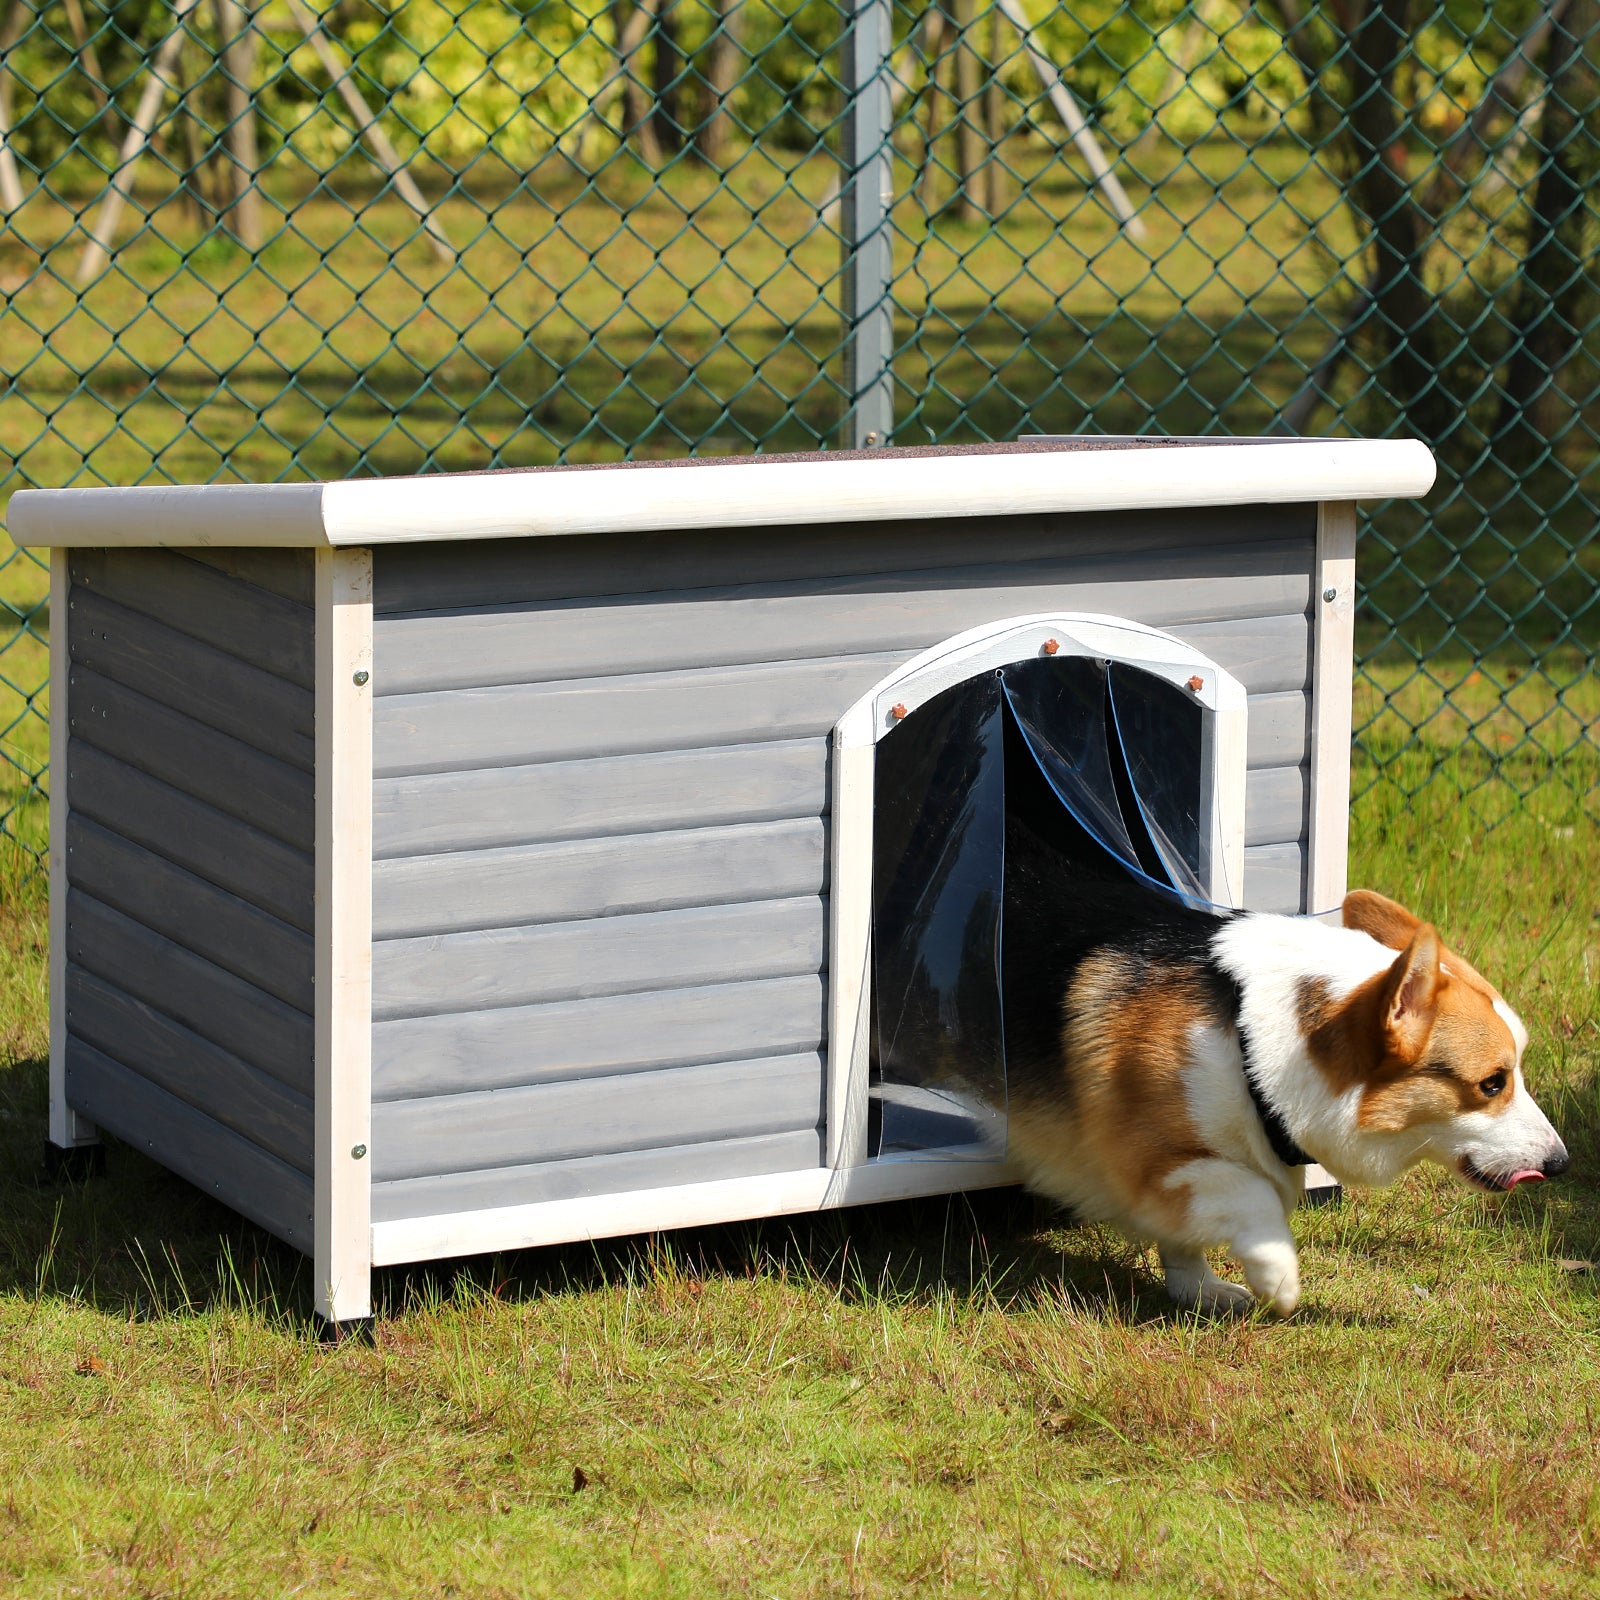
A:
41,1139,107,1185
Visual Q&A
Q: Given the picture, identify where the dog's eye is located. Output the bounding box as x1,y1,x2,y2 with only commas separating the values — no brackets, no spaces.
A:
1480,1073,1507,1099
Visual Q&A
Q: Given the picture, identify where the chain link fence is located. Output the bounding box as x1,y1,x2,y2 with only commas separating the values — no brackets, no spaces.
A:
1,0,1596,880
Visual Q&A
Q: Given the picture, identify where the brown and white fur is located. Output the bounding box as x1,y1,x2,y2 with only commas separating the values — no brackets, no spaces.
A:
998,814,1569,1317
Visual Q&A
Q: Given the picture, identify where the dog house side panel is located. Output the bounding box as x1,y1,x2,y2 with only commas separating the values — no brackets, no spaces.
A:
367,502,1318,1228
60,547,316,1247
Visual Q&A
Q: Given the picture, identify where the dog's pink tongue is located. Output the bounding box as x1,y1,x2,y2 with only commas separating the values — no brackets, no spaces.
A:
1506,1169,1545,1189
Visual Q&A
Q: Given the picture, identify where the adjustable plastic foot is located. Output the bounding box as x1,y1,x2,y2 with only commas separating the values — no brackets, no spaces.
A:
314,1312,374,1346
1302,1182,1343,1209
42,1140,106,1184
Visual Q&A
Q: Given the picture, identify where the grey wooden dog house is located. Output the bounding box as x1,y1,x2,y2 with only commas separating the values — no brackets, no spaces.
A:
11,437,1435,1324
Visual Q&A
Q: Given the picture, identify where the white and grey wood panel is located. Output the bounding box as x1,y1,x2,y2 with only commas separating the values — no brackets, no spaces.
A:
367,503,1321,1201
372,502,1310,614
373,614,1309,778
374,738,828,858
60,549,316,1242
373,817,827,940
373,973,826,1099
371,1052,825,1182
373,541,1313,695
373,895,828,1020
66,1038,313,1245
371,1130,828,1226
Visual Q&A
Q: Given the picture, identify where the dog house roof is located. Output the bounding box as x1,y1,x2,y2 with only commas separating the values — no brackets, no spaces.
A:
8,435,1435,550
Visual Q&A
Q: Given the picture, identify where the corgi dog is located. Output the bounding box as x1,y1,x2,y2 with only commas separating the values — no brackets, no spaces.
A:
997,803,1569,1317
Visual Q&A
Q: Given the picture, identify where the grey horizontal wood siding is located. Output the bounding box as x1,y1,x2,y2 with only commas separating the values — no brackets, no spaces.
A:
375,738,827,858
376,546,1311,695
373,1052,824,1181
1243,843,1307,916
373,1130,826,1226
374,503,1301,614
373,817,826,940
373,974,825,1099
373,896,827,1020
371,503,1320,1209
67,1039,313,1246
63,549,316,1247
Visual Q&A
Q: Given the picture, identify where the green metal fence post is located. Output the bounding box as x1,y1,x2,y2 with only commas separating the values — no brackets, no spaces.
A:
840,0,895,448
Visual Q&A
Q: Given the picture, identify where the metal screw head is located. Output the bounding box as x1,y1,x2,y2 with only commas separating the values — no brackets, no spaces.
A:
863,430,881,447
352,669,370,686
351,1143,367,1160
1323,587,1338,603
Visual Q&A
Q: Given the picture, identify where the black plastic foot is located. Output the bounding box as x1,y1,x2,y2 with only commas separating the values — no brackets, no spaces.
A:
42,1140,106,1184
314,1313,374,1346
1302,1182,1343,1209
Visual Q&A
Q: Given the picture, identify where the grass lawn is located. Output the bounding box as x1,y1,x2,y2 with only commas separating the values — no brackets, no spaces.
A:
0,753,1595,1597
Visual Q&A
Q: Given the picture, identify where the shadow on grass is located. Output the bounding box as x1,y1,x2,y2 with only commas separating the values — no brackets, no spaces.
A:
0,1079,1135,1330
10,1040,1588,1337
0,1049,1252,1332
0,1055,313,1322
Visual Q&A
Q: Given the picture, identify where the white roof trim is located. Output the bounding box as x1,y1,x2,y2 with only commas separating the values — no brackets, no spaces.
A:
7,438,1436,549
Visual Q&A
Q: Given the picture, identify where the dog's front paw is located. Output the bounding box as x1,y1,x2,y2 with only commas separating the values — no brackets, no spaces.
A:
1240,1239,1301,1317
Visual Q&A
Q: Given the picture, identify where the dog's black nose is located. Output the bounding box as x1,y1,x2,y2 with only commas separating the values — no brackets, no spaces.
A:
1543,1148,1571,1178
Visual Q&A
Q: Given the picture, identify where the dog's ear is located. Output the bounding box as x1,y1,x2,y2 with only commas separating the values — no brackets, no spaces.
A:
1380,924,1441,1063
1343,889,1422,950
1348,890,1501,1001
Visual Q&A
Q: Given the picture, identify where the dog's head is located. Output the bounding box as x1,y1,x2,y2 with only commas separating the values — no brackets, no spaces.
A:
1333,890,1568,1192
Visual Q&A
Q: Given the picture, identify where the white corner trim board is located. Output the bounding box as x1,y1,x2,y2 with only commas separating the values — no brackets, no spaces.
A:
1305,500,1358,923
7,438,1437,549
314,547,375,1326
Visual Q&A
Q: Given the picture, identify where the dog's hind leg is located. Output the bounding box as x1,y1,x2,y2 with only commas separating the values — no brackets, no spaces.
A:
1158,1247,1255,1315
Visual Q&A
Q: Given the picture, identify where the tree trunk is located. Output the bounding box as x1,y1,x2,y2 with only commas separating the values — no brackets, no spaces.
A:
176,39,217,233
1268,0,1350,156
1340,0,1446,435
213,0,263,250
697,0,741,167
952,0,983,221
1495,0,1599,461
613,0,661,167
0,0,29,212
652,0,682,155
62,0,120,143
981,2,1004,215
918,10,951,212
